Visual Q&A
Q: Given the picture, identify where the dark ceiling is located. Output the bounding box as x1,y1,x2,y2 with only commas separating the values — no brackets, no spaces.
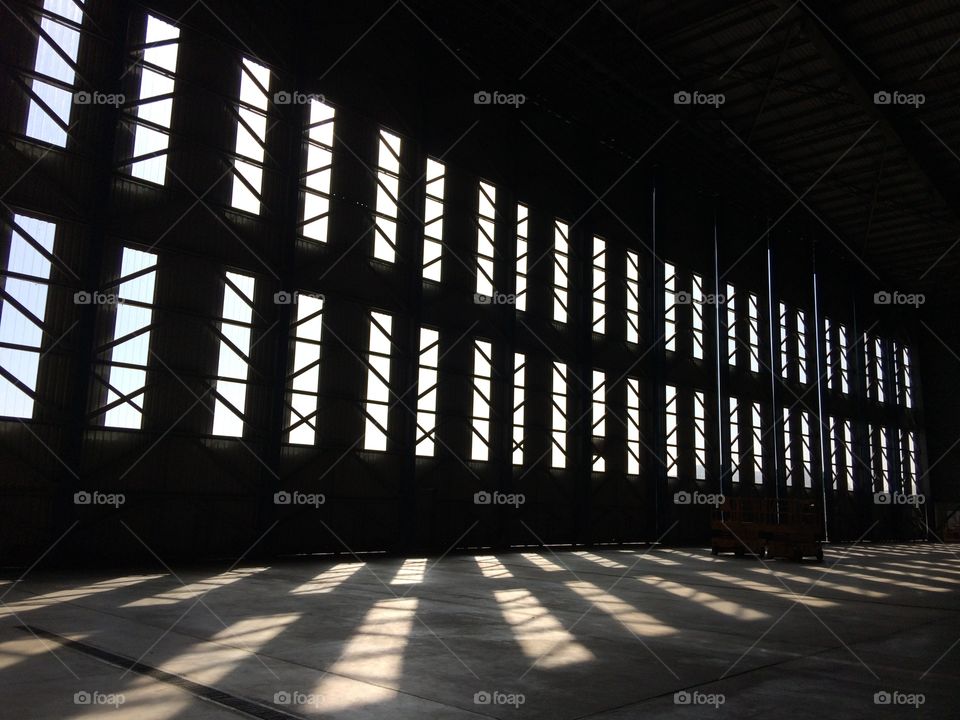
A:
152,0,960,304
395,0,960,303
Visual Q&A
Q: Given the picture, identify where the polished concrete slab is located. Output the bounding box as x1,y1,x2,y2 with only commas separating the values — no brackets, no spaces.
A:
1,543,958,718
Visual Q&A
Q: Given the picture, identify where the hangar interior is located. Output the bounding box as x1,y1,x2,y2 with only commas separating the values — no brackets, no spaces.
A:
1,0,959,717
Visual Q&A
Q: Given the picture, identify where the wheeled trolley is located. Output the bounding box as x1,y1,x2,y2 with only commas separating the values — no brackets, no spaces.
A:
762,499,823,561
711,498,766,558
711,497,823,562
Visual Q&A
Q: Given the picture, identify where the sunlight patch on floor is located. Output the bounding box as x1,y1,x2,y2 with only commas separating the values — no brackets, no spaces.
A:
519,553,566,572
566,581,675,637
390,559,427,585
121,569,266,608
494,589,594,669
572,551,627,569
292,563,364,594
475,556,513,579
314,597,419,712
635,575,769,620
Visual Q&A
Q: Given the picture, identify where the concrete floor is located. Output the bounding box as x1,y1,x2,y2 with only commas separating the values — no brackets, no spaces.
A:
1,543,958,719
